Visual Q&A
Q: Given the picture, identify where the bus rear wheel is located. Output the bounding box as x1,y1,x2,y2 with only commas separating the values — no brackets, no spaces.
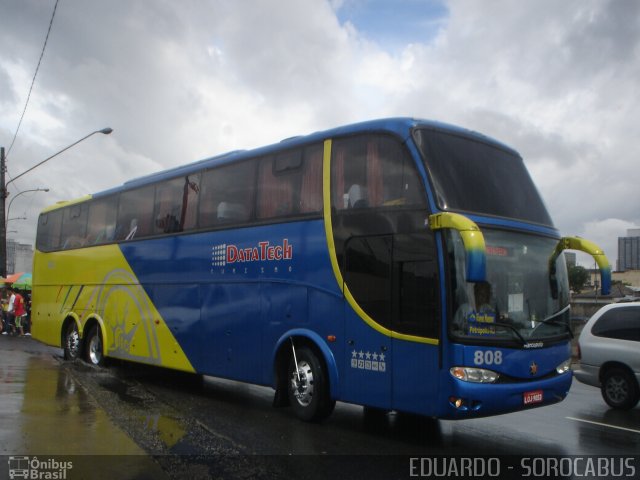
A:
63,322,81,361
287,346,335,422
84,324,105,367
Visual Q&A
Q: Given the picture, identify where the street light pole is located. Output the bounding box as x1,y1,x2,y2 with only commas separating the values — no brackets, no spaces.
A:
6,188,50,228
0,146,6,277
5,128,113,189
0,128,112,277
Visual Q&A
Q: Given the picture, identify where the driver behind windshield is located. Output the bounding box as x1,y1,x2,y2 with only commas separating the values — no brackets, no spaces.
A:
453,282,496,336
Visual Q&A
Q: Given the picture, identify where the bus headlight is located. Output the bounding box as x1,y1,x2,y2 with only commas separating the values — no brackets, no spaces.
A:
450,366,499,383
555,359,571,375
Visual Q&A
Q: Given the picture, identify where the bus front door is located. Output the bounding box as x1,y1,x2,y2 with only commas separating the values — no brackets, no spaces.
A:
390,232,441,416
343,235,393,409
342,232,440,415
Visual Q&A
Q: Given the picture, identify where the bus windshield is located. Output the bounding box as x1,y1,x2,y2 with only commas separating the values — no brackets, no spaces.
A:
448,229,571,346
413,128,553,226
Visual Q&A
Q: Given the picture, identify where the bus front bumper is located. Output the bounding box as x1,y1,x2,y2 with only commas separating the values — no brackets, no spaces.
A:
442,372,573,419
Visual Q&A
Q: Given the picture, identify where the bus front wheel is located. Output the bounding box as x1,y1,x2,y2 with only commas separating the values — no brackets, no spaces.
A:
63,322,81,361
287,346,335,422
84,324,105,367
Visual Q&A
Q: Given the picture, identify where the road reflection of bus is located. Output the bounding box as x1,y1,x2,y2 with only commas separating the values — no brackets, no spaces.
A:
20,357,141,454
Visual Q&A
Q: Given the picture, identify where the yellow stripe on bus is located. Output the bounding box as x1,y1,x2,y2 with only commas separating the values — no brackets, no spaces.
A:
32,244,195,372
321,139,438,346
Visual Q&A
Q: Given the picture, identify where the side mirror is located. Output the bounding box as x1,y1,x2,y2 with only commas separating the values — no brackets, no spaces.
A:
549,237,611,296
429,212,486,283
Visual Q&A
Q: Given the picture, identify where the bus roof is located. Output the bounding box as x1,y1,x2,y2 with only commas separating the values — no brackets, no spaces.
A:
77,117,519,201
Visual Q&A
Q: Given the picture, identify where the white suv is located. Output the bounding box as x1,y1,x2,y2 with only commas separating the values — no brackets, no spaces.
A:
574,302,640,410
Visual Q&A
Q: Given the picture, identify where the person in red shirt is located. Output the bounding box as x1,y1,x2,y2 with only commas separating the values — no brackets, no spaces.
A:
13,290,26,336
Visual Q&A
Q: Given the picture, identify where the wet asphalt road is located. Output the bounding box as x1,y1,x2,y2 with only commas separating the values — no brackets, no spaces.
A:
0,335,638,479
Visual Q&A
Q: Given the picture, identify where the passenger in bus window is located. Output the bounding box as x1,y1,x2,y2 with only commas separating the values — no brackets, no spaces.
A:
155,213,181,233
62,237,79,249
104,224,116,242
347,184,367,208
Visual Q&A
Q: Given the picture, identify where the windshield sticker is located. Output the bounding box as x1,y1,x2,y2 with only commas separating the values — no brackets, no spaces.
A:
467,310,497,336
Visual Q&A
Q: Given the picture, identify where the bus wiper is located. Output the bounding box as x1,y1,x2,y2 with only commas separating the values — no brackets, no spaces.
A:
493,321,526,345
492,303,526,345
536,306,573,338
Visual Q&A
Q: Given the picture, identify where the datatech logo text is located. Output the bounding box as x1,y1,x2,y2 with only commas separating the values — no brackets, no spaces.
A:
212,239,293,267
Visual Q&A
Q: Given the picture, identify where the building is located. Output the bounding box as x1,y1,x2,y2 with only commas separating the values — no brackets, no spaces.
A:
613,270,640,288
6,239,34,274
618,229,640,272
564,252,577,269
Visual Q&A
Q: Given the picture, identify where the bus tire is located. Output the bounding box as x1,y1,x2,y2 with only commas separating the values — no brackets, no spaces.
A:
63,322,81,361
84,324,105,367
287,346,335,422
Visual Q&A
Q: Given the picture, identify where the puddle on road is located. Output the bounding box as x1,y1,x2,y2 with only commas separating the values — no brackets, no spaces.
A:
0,350,147,456
96,375,188,450
138,413,187,449
98,376,148,406
0,339,173,478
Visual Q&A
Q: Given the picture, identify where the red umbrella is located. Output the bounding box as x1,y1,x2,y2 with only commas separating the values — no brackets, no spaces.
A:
1,272,24,284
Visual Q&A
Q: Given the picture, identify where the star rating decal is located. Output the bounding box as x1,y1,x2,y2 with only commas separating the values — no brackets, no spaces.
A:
350,349,387,372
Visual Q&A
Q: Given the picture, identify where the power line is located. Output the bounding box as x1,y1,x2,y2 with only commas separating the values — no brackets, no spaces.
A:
5,0,61,160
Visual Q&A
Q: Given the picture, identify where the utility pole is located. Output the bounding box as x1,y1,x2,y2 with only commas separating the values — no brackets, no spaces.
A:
0,147,6,278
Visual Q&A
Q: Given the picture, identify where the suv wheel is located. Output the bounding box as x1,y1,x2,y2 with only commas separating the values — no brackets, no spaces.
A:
601,367,640,410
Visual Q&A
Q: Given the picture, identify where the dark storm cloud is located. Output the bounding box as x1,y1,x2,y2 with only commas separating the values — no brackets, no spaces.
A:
0,0,637,264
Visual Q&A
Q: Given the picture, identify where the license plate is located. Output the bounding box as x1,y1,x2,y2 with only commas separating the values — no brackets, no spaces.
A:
523,389,543,405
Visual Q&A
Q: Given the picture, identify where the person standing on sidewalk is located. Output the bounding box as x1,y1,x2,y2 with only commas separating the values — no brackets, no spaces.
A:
13,290,26,336
5,288,16,336
0,292,6,334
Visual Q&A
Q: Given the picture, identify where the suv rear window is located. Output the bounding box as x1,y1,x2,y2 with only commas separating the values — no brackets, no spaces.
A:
592,307,640,341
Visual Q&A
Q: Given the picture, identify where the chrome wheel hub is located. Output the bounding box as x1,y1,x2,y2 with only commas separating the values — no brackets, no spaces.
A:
67,329,80,357
291,360,314,406
88,334,102,365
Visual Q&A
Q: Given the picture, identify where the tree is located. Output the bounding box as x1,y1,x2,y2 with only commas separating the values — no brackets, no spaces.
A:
569,265,589,293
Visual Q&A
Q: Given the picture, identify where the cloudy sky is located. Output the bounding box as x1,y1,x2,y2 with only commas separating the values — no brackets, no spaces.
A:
1,0,639,269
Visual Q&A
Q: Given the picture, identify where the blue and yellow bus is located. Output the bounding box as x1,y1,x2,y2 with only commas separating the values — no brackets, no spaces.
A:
32,118,611,421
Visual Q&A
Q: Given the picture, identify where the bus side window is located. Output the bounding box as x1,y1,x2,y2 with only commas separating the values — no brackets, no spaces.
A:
257,151,299,220
257,145,323,220
86,197,117,245
62,204,89,249
181,174,200,231
36,210,63,252
116,185,154,240
299,144,323,214
154,177,186,235
199,160,256,229
332,134,426,212
151,174,200,234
